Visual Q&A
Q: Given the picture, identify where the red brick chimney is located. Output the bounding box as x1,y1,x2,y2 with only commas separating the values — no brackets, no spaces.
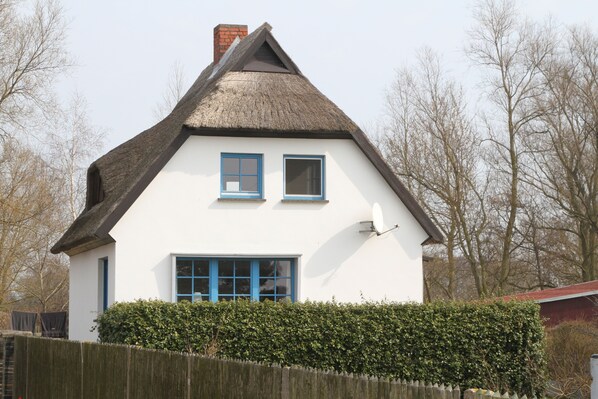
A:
213,24,248,64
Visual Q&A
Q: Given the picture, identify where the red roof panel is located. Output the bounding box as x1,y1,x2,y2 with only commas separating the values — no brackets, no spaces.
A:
505,280,598,302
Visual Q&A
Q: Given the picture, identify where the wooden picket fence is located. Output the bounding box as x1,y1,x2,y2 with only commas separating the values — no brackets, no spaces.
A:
3,336,544,399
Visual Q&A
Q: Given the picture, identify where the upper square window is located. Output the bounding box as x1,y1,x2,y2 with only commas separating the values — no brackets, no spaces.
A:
221,153,263,198
284,155,325,200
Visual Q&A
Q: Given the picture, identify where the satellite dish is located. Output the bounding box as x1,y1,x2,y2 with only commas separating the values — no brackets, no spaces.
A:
372,203,384,234
359,202,400,236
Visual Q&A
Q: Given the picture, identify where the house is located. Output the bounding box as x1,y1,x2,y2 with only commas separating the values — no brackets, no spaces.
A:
507,280,598,327
52,23,442,341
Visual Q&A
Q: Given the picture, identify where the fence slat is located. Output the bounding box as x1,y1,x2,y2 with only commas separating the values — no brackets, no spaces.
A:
128,348,187,399
12,336,28,399
81,343,128,399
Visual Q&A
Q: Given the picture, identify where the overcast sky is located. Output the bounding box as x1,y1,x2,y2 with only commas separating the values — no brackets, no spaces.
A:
56,0,596,150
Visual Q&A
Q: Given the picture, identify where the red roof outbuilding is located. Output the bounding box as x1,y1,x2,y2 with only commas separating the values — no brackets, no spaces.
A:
506,280,598,327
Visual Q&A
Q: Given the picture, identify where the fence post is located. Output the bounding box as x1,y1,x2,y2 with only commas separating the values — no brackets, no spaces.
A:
281,366,290,399
591,354,598,399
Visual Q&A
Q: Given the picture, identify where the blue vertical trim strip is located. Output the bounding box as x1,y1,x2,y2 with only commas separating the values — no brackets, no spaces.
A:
257,156,262,198
102,258,108,311
250,260,259,301
209,259,218,302
291,260,296,302
321,156,326,200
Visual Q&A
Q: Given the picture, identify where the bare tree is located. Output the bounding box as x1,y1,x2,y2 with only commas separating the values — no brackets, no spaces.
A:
46,94,105,222
467,0,554,293
380,49,489,299
12,190,69,312
10,94,105,312
523,27,598,282
0,139,59,307
153,61,187,121
0,0,69,137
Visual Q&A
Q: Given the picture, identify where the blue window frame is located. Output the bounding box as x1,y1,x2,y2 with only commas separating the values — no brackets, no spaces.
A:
221,153,263,198
283,155,325,200
175,257,295,303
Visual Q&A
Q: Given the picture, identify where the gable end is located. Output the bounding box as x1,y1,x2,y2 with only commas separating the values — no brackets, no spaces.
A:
243,42,290,73
231,29,301,75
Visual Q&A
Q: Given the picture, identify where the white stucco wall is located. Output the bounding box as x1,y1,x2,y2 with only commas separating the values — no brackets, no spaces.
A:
69,136,430,340
69,242,115,341
108,136,428,304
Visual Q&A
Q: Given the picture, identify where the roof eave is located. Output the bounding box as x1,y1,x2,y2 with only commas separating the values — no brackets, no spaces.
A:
532,290,598,303
52,234,115,257
185,126,354,139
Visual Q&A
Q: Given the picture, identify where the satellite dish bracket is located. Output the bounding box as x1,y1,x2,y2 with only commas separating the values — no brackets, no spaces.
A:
359,221,399,236
360,202,399,236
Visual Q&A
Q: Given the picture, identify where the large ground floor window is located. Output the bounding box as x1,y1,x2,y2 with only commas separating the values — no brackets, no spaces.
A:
175,257,295,303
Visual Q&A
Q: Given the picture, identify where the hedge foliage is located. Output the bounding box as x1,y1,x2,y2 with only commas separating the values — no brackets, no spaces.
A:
97,300,546,396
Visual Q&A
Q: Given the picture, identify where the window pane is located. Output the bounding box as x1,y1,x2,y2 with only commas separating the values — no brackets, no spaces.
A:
177,278,192,295
236,295,250,301
176,260,192,276
219,278,234,294
177,296,192,303
219,260,234,276
285,159,322,195
276,260,291,277
236,261,251,277
259,278,275,295
222,157,239,174
194,278,209,295
241,176,258,192
275,278,292,295
223,176,240,192
194,260,209,276
241,158,258,174
259,260,275,277
236,278,250,294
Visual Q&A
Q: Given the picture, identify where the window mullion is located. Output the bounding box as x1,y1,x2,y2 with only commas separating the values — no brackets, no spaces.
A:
209,259,218,302
291,260,296,302
250,260,259,302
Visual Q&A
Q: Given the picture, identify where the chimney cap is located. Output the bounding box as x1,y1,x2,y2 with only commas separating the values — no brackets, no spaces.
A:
214,23,248,31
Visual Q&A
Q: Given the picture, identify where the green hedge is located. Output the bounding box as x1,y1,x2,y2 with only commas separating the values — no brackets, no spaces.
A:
97,300,546,396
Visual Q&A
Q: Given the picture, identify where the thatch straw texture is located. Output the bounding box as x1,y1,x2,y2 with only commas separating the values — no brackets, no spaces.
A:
185,72,358,133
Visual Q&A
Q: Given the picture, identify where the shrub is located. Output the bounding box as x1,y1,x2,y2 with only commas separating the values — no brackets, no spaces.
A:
546,320,598,398
97,300,546,396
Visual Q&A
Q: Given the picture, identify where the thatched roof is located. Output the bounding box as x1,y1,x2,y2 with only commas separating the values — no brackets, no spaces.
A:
185,72,358,133
52,23,442,255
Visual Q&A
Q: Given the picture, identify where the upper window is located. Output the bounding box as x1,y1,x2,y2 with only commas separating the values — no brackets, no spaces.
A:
175,257,295,303
284,155,325,200
221,153,263,199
